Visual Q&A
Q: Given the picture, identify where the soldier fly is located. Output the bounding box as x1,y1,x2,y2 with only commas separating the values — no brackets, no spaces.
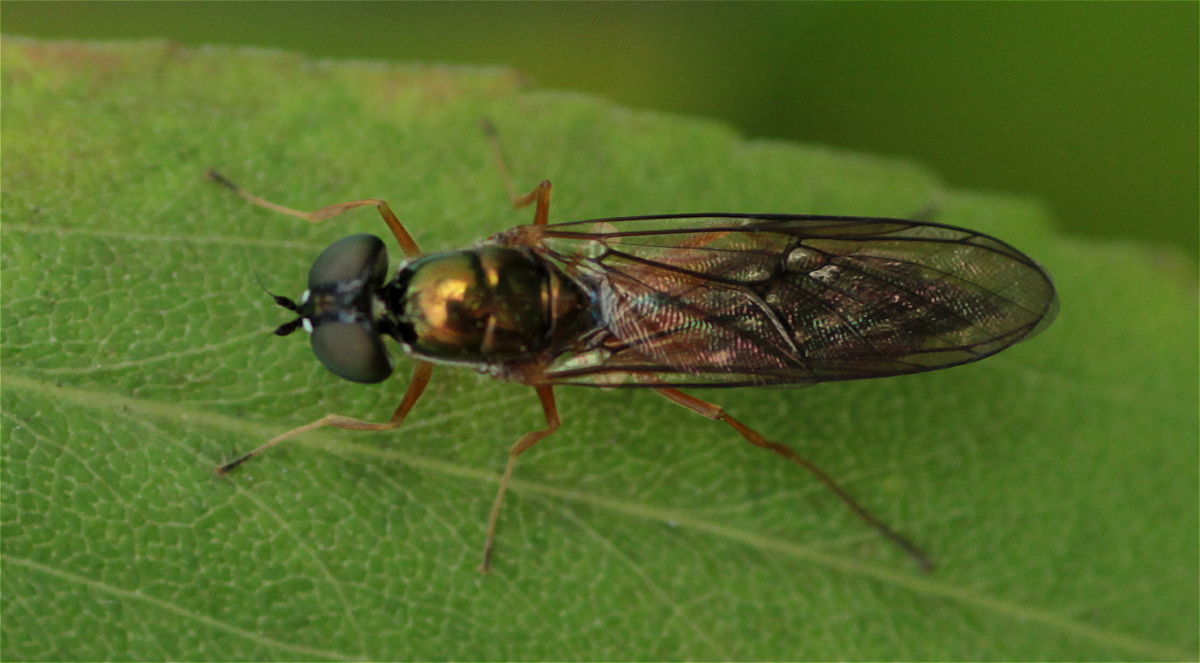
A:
207,128,1057,574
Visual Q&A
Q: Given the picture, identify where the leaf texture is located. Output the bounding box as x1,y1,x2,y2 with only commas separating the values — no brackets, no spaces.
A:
2,39,1196,661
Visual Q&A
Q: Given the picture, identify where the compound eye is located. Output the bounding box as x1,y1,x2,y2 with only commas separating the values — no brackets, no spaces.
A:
310,320,393,384
308,234,389,289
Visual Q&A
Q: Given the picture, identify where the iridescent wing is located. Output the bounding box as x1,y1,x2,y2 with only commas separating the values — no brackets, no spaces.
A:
504,214,1058,388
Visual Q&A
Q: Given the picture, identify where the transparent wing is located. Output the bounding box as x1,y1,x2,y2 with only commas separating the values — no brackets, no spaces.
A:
505,214,1058,388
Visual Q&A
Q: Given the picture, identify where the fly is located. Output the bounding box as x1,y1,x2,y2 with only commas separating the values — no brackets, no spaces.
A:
206,127,1057,574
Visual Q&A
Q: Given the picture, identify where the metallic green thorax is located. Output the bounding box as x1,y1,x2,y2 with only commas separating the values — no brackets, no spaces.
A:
394,247,591,363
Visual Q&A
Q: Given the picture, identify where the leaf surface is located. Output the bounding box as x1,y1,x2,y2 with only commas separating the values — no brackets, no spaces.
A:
2,39,1196,661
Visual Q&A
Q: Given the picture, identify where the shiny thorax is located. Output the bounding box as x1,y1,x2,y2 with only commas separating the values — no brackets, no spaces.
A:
394,245,593,365
281,233,594,384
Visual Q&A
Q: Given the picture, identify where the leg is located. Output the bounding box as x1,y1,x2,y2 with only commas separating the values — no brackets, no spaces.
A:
656,387,934,572
479,119,553,226
908,199,942,224
479,385,560,573
205,169,423,257
217,361,435,475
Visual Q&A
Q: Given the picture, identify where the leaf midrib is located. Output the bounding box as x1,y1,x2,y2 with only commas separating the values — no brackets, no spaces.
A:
1,555,364,661
3,373,1186,660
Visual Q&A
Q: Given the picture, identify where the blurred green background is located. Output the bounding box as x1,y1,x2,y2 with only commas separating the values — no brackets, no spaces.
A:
5,1,1196,260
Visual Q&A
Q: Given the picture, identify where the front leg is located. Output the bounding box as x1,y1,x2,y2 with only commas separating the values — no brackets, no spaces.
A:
205,169,423,257
217,361,435,474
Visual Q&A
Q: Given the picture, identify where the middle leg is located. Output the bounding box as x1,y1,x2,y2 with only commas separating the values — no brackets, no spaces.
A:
479,119,553,225
479,385,561,573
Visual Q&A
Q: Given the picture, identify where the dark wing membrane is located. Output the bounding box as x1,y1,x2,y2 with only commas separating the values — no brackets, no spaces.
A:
522,214,1058,388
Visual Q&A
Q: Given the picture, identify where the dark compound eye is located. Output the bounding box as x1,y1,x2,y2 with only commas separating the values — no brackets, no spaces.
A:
302,233,394,383
308,233,389,290
311,319,393,384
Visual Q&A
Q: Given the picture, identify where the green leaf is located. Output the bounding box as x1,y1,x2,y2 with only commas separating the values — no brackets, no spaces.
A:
3,38,1195,661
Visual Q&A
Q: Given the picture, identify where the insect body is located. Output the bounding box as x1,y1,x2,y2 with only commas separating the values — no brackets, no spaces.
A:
207,157,1057,574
